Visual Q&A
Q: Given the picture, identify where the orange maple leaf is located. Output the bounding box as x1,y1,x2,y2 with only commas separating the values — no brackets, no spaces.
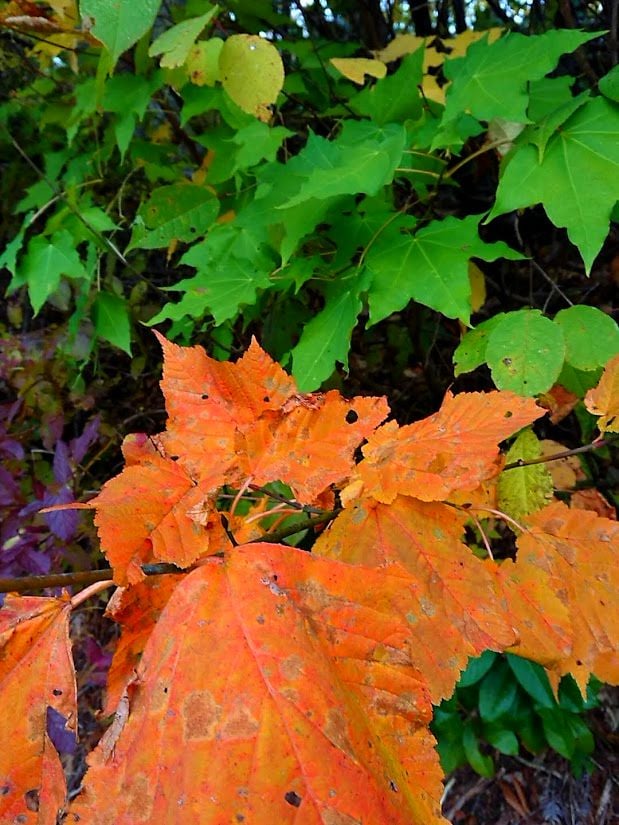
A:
585,352,619,433
88,452,227,584
513,501,619,692
69,545,447,824
344,390,544,504
157,333,389,502
0,594,76,824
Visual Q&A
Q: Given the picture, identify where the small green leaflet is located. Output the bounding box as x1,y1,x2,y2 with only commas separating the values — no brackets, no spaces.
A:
485,309,565,395
366,214,523,325
127,184,219,251
92,291,132,354
350,49,424,125
442,29,599,124
81,0,162,66
148,7,218,68
453,314,505,376
498,428,553,521
506,655,556,709
16,230,87,315
150,258,272,326
103,73,163,158
0,212,32,278
199,121,292,184
554,305,619,371
280,122,406,208
291,269,369,391
489,97,619,273
149,223,274,325
599,65,619,103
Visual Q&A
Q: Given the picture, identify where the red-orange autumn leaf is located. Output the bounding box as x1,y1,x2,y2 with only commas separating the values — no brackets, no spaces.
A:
585,352,619,432
69,546,447,825
157,333,389,502
15,335,619,825
512,501,619,692
313,496,516,701
102,575,182,715
88,453,227,585
346,391,544,504
0,594,76,825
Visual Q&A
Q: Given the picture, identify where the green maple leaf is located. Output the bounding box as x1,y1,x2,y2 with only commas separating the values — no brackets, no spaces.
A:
488,97,619,273
127,184,219,251
350,49,424,125
291,269,370,391
16,230,87,315
81,0,160,66
366,214,523,324
149,224,274,326
148,8,217,68
280,122,406,208
442,29,599,124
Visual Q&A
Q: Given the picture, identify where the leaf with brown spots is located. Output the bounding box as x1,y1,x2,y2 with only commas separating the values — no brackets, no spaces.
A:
313,496,516,701
512,501,619,692
69,545,447,825
157,333,389,502
86,453,227,585
0,594,76,825
346,391,543,504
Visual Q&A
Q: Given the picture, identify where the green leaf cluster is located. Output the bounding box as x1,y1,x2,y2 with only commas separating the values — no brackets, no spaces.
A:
455,306,619,396
2,7,616,389
432,652,600,777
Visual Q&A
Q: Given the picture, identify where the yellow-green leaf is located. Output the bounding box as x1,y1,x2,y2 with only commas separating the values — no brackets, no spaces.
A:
498,428,553,522
219,35,284,121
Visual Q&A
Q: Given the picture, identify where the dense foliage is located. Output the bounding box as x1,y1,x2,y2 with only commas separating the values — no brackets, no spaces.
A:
0,0,618,820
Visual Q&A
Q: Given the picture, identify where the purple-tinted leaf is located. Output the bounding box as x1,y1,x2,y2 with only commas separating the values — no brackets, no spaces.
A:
46,707,77,755
53,440,72,484
83,638,113,687
42,485,79,541
0,466,21,507
0,525,51,576
70,415,100,463
42,413,64,450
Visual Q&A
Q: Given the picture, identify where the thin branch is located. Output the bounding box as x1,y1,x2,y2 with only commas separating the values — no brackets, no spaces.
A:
0,564,179,595
247,509,339,544
0,511,340,595
247,483,325,515
503,437,612,471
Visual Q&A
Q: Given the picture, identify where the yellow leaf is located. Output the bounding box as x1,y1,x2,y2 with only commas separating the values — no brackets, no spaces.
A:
468,261,486,313
442,27,503,60
185,38,223,86
219,34,284,121
330,57,387,84
374,34,426,63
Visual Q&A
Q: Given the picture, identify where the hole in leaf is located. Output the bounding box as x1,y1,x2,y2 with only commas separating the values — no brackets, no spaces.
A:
201,393,209,400
346,409,359,424
24,789,39,812
284,791,302,807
